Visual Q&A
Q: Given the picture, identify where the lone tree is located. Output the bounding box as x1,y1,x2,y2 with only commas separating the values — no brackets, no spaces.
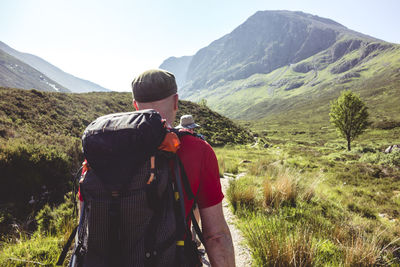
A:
329,90,370,151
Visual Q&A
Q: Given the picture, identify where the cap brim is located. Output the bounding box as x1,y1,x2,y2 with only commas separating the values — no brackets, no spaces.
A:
175,123,200,129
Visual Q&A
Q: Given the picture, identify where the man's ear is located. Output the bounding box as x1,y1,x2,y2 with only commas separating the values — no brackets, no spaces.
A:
173,94,179,111
133,100,139,110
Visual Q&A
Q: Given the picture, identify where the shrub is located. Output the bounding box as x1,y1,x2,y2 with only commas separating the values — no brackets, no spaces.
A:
35,194,76,235
0,139,78,220
314,239,342,266
35,205,55,234
379,151,400,167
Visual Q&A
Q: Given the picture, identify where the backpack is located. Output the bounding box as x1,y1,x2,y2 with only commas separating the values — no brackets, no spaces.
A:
57,109,204,267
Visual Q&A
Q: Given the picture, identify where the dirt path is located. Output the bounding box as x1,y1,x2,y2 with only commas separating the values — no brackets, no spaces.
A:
220,176,253,267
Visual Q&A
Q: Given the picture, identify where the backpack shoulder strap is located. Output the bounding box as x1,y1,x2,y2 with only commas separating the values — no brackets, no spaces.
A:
176,156,205,246
173,129,205,141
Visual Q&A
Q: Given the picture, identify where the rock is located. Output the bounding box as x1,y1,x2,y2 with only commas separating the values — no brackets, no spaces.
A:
384,145,400,153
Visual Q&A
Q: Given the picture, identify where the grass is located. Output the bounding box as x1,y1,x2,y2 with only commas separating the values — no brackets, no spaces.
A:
1,80,400,265
0,234,65,266
216,123,400,266
0,194,76,267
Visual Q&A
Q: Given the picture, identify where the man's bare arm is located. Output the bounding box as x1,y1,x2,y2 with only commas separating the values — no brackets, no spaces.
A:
200,202,235,267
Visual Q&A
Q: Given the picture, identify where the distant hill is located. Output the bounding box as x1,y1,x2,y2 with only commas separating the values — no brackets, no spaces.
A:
0,41,111,93
0,49,70,92
160,10,400,127
0,87,253,146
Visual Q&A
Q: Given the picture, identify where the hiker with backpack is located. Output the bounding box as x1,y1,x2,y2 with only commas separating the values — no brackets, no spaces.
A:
60,69,234,267
176,114,204,140
176,114,203,247
131,70,235,267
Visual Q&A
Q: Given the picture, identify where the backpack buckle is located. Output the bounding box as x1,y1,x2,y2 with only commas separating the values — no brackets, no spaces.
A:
111,190,120,197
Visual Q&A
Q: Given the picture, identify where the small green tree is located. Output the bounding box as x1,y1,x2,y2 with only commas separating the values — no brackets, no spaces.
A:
329,90,370,151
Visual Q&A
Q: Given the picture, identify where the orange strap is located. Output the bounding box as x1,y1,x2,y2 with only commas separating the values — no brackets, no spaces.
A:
147,156,156,184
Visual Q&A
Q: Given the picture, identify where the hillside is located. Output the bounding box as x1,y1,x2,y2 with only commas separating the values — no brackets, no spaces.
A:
0,41,111,93
0,49,69,92
160,10,400,126
0,87,253,229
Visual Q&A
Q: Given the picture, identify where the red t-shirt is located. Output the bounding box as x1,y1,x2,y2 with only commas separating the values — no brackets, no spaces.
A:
79,135,224,219
177,134,224,217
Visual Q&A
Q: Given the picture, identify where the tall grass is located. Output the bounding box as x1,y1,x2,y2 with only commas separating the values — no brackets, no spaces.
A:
226,179,257,211
0,194,76,267
242,215,316,267
263,174,298,209
224,143,400,266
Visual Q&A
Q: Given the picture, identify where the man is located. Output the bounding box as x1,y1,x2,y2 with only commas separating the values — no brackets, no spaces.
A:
176,114,200,130
175,114,202,245
131,69,235,267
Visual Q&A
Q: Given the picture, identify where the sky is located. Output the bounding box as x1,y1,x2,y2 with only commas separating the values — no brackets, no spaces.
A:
1,0,399,92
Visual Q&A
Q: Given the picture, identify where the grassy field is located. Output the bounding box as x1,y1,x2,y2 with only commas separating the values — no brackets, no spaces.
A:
215,125,400,266
1,87,399,266
0,125,399,266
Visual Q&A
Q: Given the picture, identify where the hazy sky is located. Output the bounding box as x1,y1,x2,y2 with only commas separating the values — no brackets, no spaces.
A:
1,0,399,92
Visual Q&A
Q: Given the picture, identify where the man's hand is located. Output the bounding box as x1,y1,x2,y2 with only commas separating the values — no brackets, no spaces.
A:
200,202,235,267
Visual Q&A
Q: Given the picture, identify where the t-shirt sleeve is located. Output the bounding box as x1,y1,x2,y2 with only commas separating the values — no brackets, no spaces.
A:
197,143,224,209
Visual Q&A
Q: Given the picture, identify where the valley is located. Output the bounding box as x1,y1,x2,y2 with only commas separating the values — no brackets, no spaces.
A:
0,9,399,267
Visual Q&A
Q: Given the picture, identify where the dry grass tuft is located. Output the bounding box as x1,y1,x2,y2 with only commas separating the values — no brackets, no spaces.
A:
263,171,298,209
243,218,315,267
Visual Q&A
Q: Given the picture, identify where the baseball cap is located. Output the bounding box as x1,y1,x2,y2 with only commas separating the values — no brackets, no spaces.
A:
131,69,177,103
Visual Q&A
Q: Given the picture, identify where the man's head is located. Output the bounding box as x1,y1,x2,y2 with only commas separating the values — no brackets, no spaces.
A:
132,69,179,125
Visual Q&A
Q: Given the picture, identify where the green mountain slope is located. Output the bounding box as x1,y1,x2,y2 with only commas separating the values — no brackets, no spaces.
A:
197,43,400,125
160,10,400,126
0,87,253,146
0,49,70,92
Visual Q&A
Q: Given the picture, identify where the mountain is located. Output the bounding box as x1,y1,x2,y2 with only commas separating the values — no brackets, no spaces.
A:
159,55,193,88
0,49,70,92
160,11,400,126
0,41,111,93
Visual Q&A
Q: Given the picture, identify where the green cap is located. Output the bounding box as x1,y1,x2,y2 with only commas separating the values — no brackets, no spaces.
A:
131,69,177,102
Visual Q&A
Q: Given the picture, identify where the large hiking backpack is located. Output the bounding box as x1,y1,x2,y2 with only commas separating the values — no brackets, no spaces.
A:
57,109,204,267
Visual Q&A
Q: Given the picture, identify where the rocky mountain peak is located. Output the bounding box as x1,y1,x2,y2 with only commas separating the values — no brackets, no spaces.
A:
160,10,381,97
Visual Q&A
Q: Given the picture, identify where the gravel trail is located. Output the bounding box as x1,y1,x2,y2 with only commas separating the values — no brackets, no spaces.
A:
220,176,252,267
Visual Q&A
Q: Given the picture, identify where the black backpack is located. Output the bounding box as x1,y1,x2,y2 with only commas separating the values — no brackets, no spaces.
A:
57,109,204,267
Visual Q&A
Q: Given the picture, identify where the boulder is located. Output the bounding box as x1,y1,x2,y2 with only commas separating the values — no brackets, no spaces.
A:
384,145,400,153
